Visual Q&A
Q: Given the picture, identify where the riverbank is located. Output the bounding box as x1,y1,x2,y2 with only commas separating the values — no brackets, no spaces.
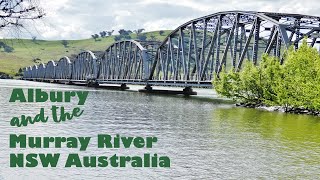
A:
236,102,320,116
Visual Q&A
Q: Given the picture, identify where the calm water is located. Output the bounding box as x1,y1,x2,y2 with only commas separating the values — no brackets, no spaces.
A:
0,79,319,179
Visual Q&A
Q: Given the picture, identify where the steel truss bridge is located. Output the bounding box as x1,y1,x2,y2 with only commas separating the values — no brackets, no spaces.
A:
23,11,320,92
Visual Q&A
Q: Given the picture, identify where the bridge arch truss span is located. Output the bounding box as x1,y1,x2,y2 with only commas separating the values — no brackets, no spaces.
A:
149,11,320,84
44,60,57,79
36,63,46,79
97,40,161,83
71,51,98,81
23,66,33,79
55,56,72,80
31,65,38,79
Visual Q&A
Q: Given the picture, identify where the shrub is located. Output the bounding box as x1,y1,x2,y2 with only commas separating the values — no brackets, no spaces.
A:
213,39,320,111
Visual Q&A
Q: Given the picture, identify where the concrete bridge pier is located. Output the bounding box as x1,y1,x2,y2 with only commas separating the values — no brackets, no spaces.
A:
87,80,99,88
183,87,197,96
120,83,128,91
139,85,197,96
98,83,129,90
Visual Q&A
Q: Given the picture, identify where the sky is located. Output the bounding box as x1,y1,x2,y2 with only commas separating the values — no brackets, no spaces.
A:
1,0,320,40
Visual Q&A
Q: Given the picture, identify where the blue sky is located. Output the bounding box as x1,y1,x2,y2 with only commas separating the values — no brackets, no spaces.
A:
1,0,319,40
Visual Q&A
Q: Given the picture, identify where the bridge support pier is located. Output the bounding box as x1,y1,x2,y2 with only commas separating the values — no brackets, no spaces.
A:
139,85,197,96
183,87,197,96
120,84,128,91
67,81,74,85
144,84,153,91
99,83,129,90
87,81,99,88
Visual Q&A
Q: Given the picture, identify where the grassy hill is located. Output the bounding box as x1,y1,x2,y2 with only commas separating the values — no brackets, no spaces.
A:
0,30,171,76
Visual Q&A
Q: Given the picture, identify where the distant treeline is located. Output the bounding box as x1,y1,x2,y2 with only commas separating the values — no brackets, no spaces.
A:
91,29,166,42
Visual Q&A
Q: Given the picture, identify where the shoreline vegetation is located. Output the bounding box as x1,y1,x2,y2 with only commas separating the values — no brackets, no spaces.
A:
213,39,320,116
235,103,320,116
0,72,12,79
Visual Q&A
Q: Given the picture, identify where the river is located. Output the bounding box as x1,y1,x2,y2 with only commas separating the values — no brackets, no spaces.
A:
0,79,319,179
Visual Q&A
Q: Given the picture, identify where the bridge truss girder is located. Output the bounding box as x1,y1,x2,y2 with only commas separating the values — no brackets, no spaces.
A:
36,63,46,80
97,40,160,82
22,11,320,88
71,51,98,81
44,60,56,79
55,56,72,80
149,11,320,83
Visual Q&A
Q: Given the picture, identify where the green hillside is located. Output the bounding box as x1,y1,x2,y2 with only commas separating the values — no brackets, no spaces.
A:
0,30,171,76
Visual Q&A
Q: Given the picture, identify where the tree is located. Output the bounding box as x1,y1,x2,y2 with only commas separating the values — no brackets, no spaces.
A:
0,41,14,53
134,28,145,34
107,30,114,36
213,62,263,104
91,34,99,41
3,45,14,52
118,29,132,36
149,35,157,41
61,40,69,48
32,36,37,43
123,35,131,40
99,31,107,38
114,35,121,41
137,34,147,41
213,38,320,112
0,0,45,29
159,30,165,36
16,68,23,76
32,57,41,63
0,41,5,48
276,40,320,111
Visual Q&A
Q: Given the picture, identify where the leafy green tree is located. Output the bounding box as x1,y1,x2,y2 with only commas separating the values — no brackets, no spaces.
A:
213,38,320,112
137,34,147,41
278,40,320,111
114,35,121,41
134,29,145,34
91,34,99,41
99,31,107,38
32,36,37,43
159,30,165,36
149,35,157,41
3,44,14,53
118,29,132,36
107,30,114,36
61,40,69,48
259,54,282,105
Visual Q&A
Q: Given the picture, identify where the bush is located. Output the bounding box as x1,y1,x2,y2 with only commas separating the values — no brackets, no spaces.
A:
0,41,14,53
114,36,121,41
213,39,320,112
61,40,69,48
3,45,14,53
137,34,147,41
159,30,165,36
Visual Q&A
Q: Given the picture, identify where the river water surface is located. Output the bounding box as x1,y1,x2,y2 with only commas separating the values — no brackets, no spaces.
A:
0,79,319,179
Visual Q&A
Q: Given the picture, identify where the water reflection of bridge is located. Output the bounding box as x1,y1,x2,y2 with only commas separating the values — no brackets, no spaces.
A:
23,11,320,94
